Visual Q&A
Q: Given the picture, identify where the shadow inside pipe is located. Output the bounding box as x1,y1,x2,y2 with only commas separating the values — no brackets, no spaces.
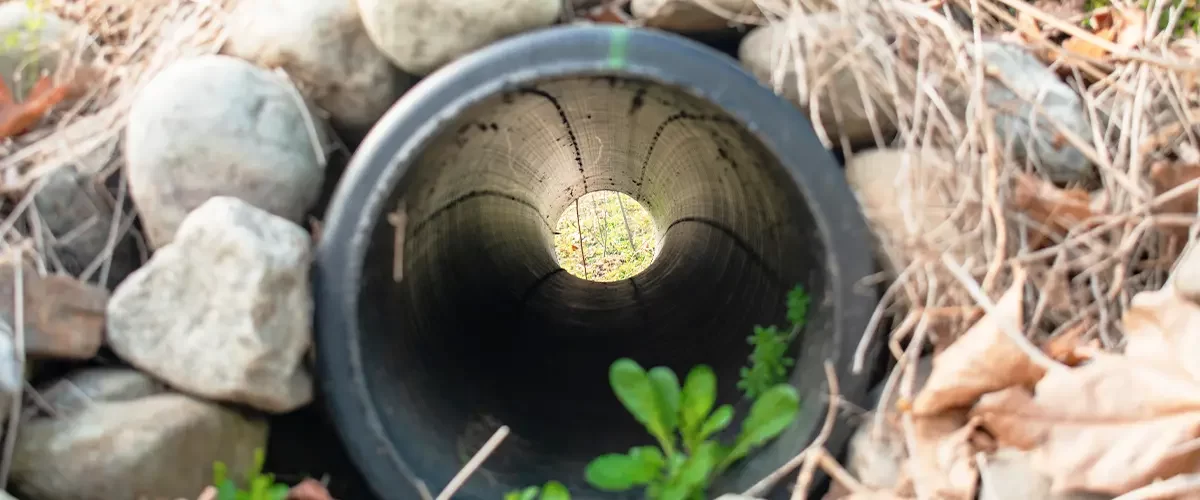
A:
352,75,831,497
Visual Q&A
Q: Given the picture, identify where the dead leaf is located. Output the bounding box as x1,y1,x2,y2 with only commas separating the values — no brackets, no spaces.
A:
1011,173,1099,248
1041,322,1095,367
1122,287,1200,382
912,271,1044,416
288,478,335,500
972,284,1200,495
1112,6,1147,50
909,411,980,500
1061,27,1116,59
0,74,73,140
1150,161,1200,216
976,449,1059,500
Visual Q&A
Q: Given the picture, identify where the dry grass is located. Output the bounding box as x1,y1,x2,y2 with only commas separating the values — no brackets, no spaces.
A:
0,0,232,277
678,0,1200,495
553,190,656,282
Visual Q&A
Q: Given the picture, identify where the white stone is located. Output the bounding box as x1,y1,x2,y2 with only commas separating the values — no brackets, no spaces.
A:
12,369,266,500
738,17,896,146
125,55,329,249
223,0,407,131
844,149,971,272
106,197,314,413
356,0,561,76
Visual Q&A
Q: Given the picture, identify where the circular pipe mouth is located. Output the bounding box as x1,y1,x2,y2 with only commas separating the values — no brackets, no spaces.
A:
314,25,878,500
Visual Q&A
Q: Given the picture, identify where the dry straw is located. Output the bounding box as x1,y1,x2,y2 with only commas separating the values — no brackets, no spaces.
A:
0,0,231,278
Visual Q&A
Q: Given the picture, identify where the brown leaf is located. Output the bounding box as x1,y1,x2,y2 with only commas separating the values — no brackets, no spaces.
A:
1061,27,1116,59
1040,322,1095,367
0,74,71,140
909,411,980,500
1150,161,1200,216
912,271,1044,416
1011,173,1099,248
288,478,334,500
972,285,1200,495
1112,6,1147,50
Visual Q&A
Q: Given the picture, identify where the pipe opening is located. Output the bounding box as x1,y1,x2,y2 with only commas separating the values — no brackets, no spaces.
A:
354,74,827,494
551,190,657,283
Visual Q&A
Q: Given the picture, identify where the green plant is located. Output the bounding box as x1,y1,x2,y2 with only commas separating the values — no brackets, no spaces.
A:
582,358,800,500
737,284,810,400
505,480,572,500
211,448,289,500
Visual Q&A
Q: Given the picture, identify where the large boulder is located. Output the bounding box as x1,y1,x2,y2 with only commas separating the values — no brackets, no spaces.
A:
125,55,330,249
739,16,896,146
223,0,411,132
11,368,267,500
356,0,562,75
107,196,314,413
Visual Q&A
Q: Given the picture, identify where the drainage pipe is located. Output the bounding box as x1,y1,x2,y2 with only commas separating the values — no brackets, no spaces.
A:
313,24,879,500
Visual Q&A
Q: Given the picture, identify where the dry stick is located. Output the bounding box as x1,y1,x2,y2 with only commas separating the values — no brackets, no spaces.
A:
591,193,608,256
1113,473,1200,500
941,255,1064,372
743,362,840,498
617,193,637,254
790,362,842,500
574,201,588,280
435,426,510,500
811,449,868,496
0,252,25,489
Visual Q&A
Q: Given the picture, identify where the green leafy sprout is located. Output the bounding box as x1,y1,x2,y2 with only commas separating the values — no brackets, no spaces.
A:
505,359,799,500
212,448,289,500
504,480,572,500
737,284,810,400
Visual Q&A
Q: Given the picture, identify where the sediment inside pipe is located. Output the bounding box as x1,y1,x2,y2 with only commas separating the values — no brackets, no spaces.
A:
318,26,876,500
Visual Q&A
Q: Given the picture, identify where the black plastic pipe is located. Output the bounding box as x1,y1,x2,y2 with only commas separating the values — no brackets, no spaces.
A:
313,25,879,500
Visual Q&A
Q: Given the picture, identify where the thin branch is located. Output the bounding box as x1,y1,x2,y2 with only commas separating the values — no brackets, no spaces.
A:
574,200,588,280
435,426,510,500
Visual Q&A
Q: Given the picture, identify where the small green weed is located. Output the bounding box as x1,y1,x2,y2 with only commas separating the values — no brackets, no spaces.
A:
583,359,799,500
211,449,290,500
737,284,810,400
504,480,572,500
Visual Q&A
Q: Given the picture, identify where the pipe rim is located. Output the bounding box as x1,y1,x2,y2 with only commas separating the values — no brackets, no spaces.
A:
314,24,879,499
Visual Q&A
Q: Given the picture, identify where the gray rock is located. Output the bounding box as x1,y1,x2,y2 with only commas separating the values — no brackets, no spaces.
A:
124,55,330,249
739,17,896,146
222,0,411,132
981,41,1095,184
0,1,83,98
356,0,561,75
33,160,140,289
12,369,266,500
33,367,167,417
107,196,314,413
